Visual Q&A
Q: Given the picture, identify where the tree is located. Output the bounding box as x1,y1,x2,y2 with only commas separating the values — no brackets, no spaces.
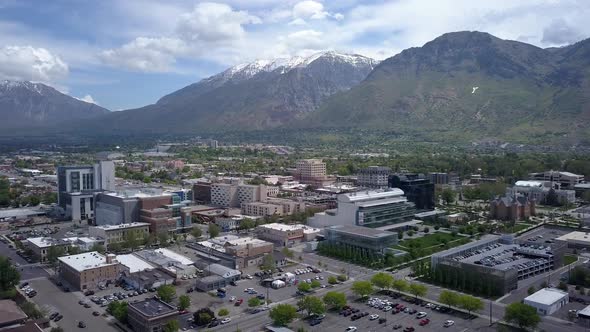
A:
323,291,347,310
351,281,373,299
218,308,229,316
458,295,483,316
67,246,81,255
438,290,460,309
408,283,427,300
328,276,338,285
310,280,321,289
248,297,262,307
158,232,169,246
208,223,220,238
163,319,180,332
90,243,106,254
527,286,536,295
371,272,393,290
157,285,176,303
191,227,202,239
298,283,312,293
558,281,568,291
504,302,541,330
398,231,404,240
297,296,325,317
46,245,66,266
193,308,215,326
269,304,298,326
441,188,456,205
260,254,275,271
107,301,128,323
337,274,348,282
178,295,190,310
424,227,430,233
123,230,139,251
239,218,256,232
281,247,294,259
391,279,408,295
0,256,20,293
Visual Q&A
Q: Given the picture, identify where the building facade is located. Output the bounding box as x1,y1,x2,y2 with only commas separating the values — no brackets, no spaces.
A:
529,171,584,189
389,173,435,210
322,224,398,256
211,183,273,208
88,222,150,247
58,252,122,290
357,166,391,188
57,160,115,222
490,195,536,221
524,288,569,315
26,237,104,262
256,223,321,247
508,181,576,205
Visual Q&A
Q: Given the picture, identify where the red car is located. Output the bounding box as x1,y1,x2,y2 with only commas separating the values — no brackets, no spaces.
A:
419,319,430,326
235,299,244,306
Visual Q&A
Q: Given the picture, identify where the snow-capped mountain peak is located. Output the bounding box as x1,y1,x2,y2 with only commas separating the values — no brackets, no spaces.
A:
0,80,48,95
209,51,376,83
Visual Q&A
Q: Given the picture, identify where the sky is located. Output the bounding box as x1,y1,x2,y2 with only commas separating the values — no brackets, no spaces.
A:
0,0,588,111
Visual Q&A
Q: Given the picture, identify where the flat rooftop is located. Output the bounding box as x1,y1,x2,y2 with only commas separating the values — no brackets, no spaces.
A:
116,254,154,273
259,223,320,233
556,231,590,243
91,222,150,230
0,207,46,219
154,248,193,265
326,224,396,239
525,288,568,305
128,297,177,317
58,252,118,272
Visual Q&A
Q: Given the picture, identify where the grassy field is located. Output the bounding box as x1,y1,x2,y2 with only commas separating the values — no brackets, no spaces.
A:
509,223,533,233
564,254,578,266
394,232,471,257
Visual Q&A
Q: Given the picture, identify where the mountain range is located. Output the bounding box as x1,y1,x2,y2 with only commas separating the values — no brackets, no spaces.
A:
0,80,108,131
1,31,589,144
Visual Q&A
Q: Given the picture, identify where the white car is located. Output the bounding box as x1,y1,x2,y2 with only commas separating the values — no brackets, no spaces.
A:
369,314,379,320
245,288,254,292
444,320,455,327
345,327,357,332
416,312,427,319
221,318,231,324
229,296,236,302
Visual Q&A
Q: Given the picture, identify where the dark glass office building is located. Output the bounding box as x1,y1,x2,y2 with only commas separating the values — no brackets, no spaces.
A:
389,174,435,211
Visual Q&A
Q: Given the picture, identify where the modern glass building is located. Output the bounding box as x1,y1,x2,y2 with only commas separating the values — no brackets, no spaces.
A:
323,224,398,256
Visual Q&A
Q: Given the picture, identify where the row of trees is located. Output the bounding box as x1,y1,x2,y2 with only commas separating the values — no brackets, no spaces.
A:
438,290,483,316
427,263,505,297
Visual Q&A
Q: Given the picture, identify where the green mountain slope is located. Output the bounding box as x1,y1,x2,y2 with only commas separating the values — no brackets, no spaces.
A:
307,31,590,144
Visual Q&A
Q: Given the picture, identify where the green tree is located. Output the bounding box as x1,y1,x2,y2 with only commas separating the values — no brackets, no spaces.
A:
178,295,191,310
351,281,373,299
408,283,427,300
391,279,408,295
46,245,66,266
281,247,294,259
67,246,81,255
248,297,262,307
269,304,298,326
458,295,483,316
298,283,312,293
191,227,202,239
260,254,275,271
157,285,176,303
327,276,338,285
504,302,541,330
158,232,169,247
371,272,393,290
163,319,180,332
19,301,43,318
322,291,347,310
310,280,321,289
0,256,20,294
398,231,404,240
441,188,456,205
337,274,348,282
123,230,139,251
90,243,106,254
438,290,460,309
218,308,229,316
297,296,325,317
527,286,536,295
208,223,220,238
239,218,256,232
107,301,128,323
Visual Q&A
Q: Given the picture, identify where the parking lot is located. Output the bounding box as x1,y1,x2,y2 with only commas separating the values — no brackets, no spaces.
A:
290,293,497,332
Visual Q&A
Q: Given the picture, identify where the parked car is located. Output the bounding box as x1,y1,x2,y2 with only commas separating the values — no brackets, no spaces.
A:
416,312,427,319
419,319,430,326
392,324,402,330
310,319,322,326
221,318,231,324
403,327,415,332
369,314,379,320
443,320,455,327
92,311,100,316
345,327,357,332
78,321,86,328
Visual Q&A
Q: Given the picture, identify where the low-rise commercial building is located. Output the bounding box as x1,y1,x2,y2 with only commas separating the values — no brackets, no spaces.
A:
88,222,149,248
529,171,584,190
556,231,590,250
524,288,569,315
26,236,104,262
128,297,179,332
256,223,321,247
133,249,195,279
195,235,274,269
322,224,398,256
58,252,122,290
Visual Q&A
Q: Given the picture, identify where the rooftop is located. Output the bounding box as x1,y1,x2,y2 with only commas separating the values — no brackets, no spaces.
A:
525,288,568,305
154,248,194,265
0,300,27,325
340,189,405,203
326,224,397,239
91,222,150,230
258,223,320,234
116,254,154,273
27,236,102,248
128,297,177,318
514,180,545,188
58,252,118,272
556,231,590,243
0,207,46,219
207,263,241,279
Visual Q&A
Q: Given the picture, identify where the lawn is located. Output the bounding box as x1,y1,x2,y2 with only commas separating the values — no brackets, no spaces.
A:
564,254,578,266
394,232,471,257
508,223,532,233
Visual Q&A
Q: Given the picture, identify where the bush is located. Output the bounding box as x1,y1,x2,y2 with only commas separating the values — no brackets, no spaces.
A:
434,225,440,230
337,274,348,282
218,308,229,316
328,276,338,285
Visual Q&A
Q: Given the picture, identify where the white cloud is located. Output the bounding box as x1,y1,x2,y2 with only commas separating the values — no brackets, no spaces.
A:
293,1,328,20
177,2,261,43
100,37,188,73
0,45,68,83
75,94,98,105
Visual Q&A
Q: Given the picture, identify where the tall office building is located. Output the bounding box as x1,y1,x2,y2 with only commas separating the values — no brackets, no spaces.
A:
389,173,435,210
295,159,327,185
57,160,115,222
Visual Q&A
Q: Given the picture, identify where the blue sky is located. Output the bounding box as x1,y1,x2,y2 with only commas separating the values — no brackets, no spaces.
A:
0,0,588,111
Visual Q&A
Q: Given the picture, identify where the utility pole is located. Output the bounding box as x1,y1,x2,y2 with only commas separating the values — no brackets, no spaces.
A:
489,299,493,326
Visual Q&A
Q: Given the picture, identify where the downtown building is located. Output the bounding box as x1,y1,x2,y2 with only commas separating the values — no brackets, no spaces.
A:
57,160,115,222
389,173,435,210
58,252,122,291
357,166,391,188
